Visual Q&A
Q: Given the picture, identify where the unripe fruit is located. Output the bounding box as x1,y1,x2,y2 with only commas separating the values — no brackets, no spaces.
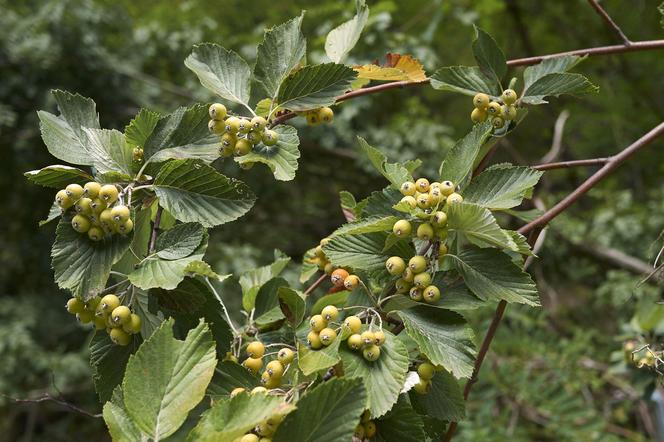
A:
439,181,454,196
88,226,104,241
309,315,327,332
243,357,263,373
83,182,101,199
101,294,120,312
429,187,443,203
117,219,133,235
319,327,337,346
423,285,441,303
306,112,320,126
414,272,432,288
99,209,114,227
354,425,366,439
235,138,253,156
55,190,74,209
324,262,335,274
123,313,142,334
307,331,323,349
240,435,259,442
94,315,107,330
209,103,227,120
491,117,505,129
343,316,362,334
265,360,285,377
417,363,435,381
90,198,106,214
392,219,412,237
75,197,93,215
395,278,412,294
110,328,131,346
386,256,406,275
230,387,246,397
65,184,84,200
473,93,490,109
343,274,360,290
224,116,241,134
255,420,275,436
99,185,119,204
72,215,91,233
277,348,295,365
402,268,415,283
318,107,334,123
374,330,386,346
502,105,517,120
132,147,144,163
413,379,429,394
363,344,381,361
251,116,267,131
471,107,487,123
400,196,417,209
238,119,252,134
111,306,131,325
263,130,278,146
77,310,94,324
66,298,85,314
416,193,433,209
208,119,225,134
330,269,349,287
447,193,464,204
400,181,416,196
110,205,130,223
408,256,427,273
439,243,448,256
433,211,448,227
415,178,430,193
221,132,237,148
364,421,377,438
251,386,267,394
501,89,517,105
321,305,339,321
219,145,234,158
417,223,434,241
347,334,363,350
361,331,375,346
409,287,423,301
247,341,266,358
246,131,262,145
487,101,502,116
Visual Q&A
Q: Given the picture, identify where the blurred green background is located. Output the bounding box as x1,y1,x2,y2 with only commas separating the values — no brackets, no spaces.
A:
1,0,664,440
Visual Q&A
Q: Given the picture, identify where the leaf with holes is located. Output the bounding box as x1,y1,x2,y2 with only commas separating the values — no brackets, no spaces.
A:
235,125,300,181
277,63,357,112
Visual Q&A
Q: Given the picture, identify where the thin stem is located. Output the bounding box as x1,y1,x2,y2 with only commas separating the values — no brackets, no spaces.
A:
148,206,163,254
2,393,102,419
205,277,239,336
586,0,631,45
303,273,327,296
359,280,380,308
131,185,154,192
101,278,130,295
532,157,612,171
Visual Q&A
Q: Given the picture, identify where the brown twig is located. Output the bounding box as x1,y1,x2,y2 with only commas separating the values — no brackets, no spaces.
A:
586,0,631,45
148,206,163,254
3,393,102,419
533,157,612,171
303,273,327,296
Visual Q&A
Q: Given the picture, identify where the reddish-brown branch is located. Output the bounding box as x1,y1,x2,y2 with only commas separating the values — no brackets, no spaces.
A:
533,157,612,171
586,0,631,45
3,393,102,419
148,206,163,254
303,273,327,296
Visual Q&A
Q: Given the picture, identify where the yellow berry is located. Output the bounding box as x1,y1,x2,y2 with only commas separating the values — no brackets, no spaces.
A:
446,193,464,204
473,93,490,109
501,89,518,105
209,103,227,120
487,101,502,116
343,316,362,334
471,107,487,123
247,341,266,358
318,107,334,123
321,305,339,321
400,181,416,196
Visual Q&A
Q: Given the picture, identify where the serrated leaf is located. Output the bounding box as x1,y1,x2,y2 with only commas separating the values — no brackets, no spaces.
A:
103,389,141,442
397,306,476,379
278,287,306,327
472,26,506,84
311,290,350,314
25,165,93,188
185,44,252,107
354,54,426,82
154,277,208,314
447,202,517,250
438,121,493,186
361,187,402,218
357,136,413,188
333,216,398,236
339,328,410,417
409,370,465,421
523,55,584,90
235,125,300,181
155,223,205,260
90,333,135,403
153,159,256,227
522,72,598,105
297,338,343,376
208,361,260,398
383,283,484,312
325,0,369,63
184,260,224,279
374,395,426,442
51,218,131,300
39,202,62,226
125,108,161,148
83,128,135,176
464,164,543,209
37,90,99,165
189,393,289,442
123,319,217,440
277,63,357,111
505,230,533,256
254,14,306,100
354,65,409,80
430,66,500,96
273,378,367,442
240,253,291,312
445,247,539,306
323,232,413,272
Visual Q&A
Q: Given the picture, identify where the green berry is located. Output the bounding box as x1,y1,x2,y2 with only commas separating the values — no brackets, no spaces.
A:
238,118,252,134
321,305,339,321
251,116,268,131
111,306,131,325
361,331,375,346
132,147,144,163
413,272,432,288
77,310,94,324
263,130,278,146
230,387,246,397
88,226,104,241
343,316,362,334
65,184,84,200
365,421,377,438
400,196,417,209
416,192,433,209
118,219,133,235
307,331,323,349
347,334,363,350
265,360,285,377
99,209,114,227
277,348,295,364
111,205,130,223
251,386,267,394
109,328,131,346
74,197,93,215
439,243,448,256
473,93,490,109
429,187,443,203
374,330,386,346
385,256,406,275
423,285,441,303
240,435,259,442
234,138,252,156
318,107,334,123
439,181,455,196
363,344,381,361
395,278,412,294
413,379,429,394
122,314,142,334
247,341,266,358
55,190,74,210
501,89,518,105
392,219,412,237
502,105,517,120
90,198,106,214
243,357,263,373
319,327,337,346
94,315,107,330
447,193,464,204
209,103,227,120
99,185,119,204
224,116,241,134
246,131,262,145
433,211,448,226
409,287,423,301
471,107,487,123
354,424,366,439
400,181,416,196
408,256,427,273
239,161,255,170
309,314,327,332
416,223,434,241
66,298,85,314
83,182,101,199
71,214,91,233
221,132,237,148
101,294,120,312
492,117,505,129
306,112,320,126
208,119,225,134
402,267,415,283
487,101,502,116
219,145,234,158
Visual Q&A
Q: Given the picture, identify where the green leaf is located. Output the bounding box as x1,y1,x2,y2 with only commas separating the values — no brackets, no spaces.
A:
472,26,506,85
131,288,164,339
333,216,398,236
254,14,306,100
155,223,206,260
25,165,93,189
323,232,413,272
239,252,291,311
430,66,500,96
311,290,350,315
235,125,300,181
113,208,152,275
184,44,252,107
84,128,135,176
397,306,475,379
374,395,426,442
463,164,543,209
522,72,598,105
123,319,217,440
409,370,465,421
277,63,357,111
523,55,584,90
447,202,517,250
339,328,410,417
361,187,402,218
37,90,99,165
438,121,493,186
660,2,664,28
39,202,62,226
273,378,367,442
51,218,131,299
103,388,141,442
189,393,290,442
325,0,370,63
184,260,224,279
208,361,260,398
297,338,343,376
125,108,161,147
357,136,414,187
445,247,540,306
254,98,273,117
254,277,289,325
90,333,135,403
153,159,256,228
505,230,533,256
383,283,484,312
278,287,306,327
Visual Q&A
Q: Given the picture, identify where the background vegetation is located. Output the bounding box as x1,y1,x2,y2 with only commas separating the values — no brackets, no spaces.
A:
1,0,663,440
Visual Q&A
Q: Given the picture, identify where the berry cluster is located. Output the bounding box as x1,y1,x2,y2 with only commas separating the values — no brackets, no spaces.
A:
241,341,296,390
307,305,340,350
470,89,518,129
343,314,386,362
412,361,436,394
303,106,334,127
65,294,141,346
55,182,133,241
208,103,279,166
354,410,377,440
309,237,334,275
